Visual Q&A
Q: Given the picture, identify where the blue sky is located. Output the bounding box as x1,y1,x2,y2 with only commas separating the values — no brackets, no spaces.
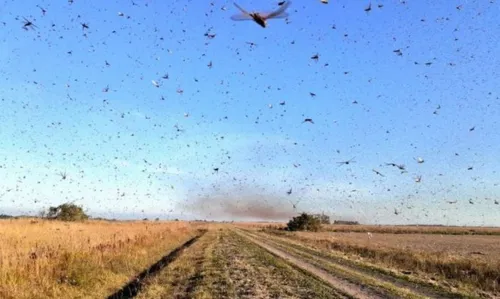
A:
0,0,499,225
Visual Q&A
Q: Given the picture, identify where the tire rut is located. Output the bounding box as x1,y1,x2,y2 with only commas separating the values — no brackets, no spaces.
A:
208,229,347,299
254,231,464,299
236,230,387,299
107,231,206,299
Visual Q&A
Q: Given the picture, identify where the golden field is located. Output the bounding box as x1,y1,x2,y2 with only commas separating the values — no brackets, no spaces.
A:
0,218,206,299
1,219,499,298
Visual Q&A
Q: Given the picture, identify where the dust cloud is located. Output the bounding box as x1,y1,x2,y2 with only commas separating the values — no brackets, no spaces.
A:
187,190,296,221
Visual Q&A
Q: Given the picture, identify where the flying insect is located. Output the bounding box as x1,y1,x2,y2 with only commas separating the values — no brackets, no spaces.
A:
231,1,291,28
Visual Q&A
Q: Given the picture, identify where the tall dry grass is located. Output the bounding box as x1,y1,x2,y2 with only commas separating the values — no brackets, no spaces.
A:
0,219,205,299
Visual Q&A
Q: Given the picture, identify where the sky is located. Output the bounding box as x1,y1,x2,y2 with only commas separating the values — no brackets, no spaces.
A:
0,0,499,225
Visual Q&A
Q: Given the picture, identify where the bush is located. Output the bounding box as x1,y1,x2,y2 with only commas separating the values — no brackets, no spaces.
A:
286,213,322,232
46,203,89,221
314,213,331,224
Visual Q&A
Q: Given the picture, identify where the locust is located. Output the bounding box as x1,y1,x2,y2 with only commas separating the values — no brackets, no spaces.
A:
337,157,356,167
22,17,37,30
231,1,291,28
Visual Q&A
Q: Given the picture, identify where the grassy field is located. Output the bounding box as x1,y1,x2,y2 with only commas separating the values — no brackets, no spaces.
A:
1,219,499,298
237,222,500,235
320,224,500,235
258,228,500,297
0,218,206,299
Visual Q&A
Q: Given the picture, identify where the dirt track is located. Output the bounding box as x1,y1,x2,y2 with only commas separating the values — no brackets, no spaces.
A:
238,229,470,299
130,228,345,298
113,228,473,299
238,231,386,299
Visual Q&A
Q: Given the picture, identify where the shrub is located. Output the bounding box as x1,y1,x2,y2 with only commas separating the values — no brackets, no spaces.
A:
46,203,89,221
286,213,322,232
314,213,331,224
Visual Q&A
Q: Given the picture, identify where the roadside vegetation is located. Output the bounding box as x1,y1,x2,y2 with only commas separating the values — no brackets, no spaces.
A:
286,212,330,232
0,218,205,299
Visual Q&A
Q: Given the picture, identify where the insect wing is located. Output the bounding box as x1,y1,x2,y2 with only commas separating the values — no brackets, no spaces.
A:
263,1,291,19
230,13,253,21
265,12,289,19
231,3,253,21
233,2,250,14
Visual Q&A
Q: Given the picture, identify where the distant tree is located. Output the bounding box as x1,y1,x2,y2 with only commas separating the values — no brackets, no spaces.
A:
143,218,149,221
38,209,47,219
48,206,58,217
45,203,89,221
155,217,160,221
287,213,322,232
314,213,331,224
0,214,14,219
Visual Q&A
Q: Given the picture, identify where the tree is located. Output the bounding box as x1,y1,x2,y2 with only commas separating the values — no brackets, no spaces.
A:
314,213,331,224
38,209,47,218
286,213,322,232
46,203,89,221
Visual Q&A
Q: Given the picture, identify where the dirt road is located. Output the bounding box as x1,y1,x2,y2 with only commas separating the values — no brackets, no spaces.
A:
133,228,345,298
238,231,386,299
238,229,469,299
112,228,471,299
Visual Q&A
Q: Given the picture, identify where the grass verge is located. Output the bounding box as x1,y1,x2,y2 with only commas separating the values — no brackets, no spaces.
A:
0,219,205,298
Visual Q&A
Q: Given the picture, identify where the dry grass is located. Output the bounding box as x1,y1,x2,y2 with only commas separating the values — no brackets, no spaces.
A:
263,229,500,295
234,221,286,227
137,228,340,298
0,218,205,299
295,231,500,263
321,224,500,235
197,229,338,299
136,229,219,299
238,222,500,235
